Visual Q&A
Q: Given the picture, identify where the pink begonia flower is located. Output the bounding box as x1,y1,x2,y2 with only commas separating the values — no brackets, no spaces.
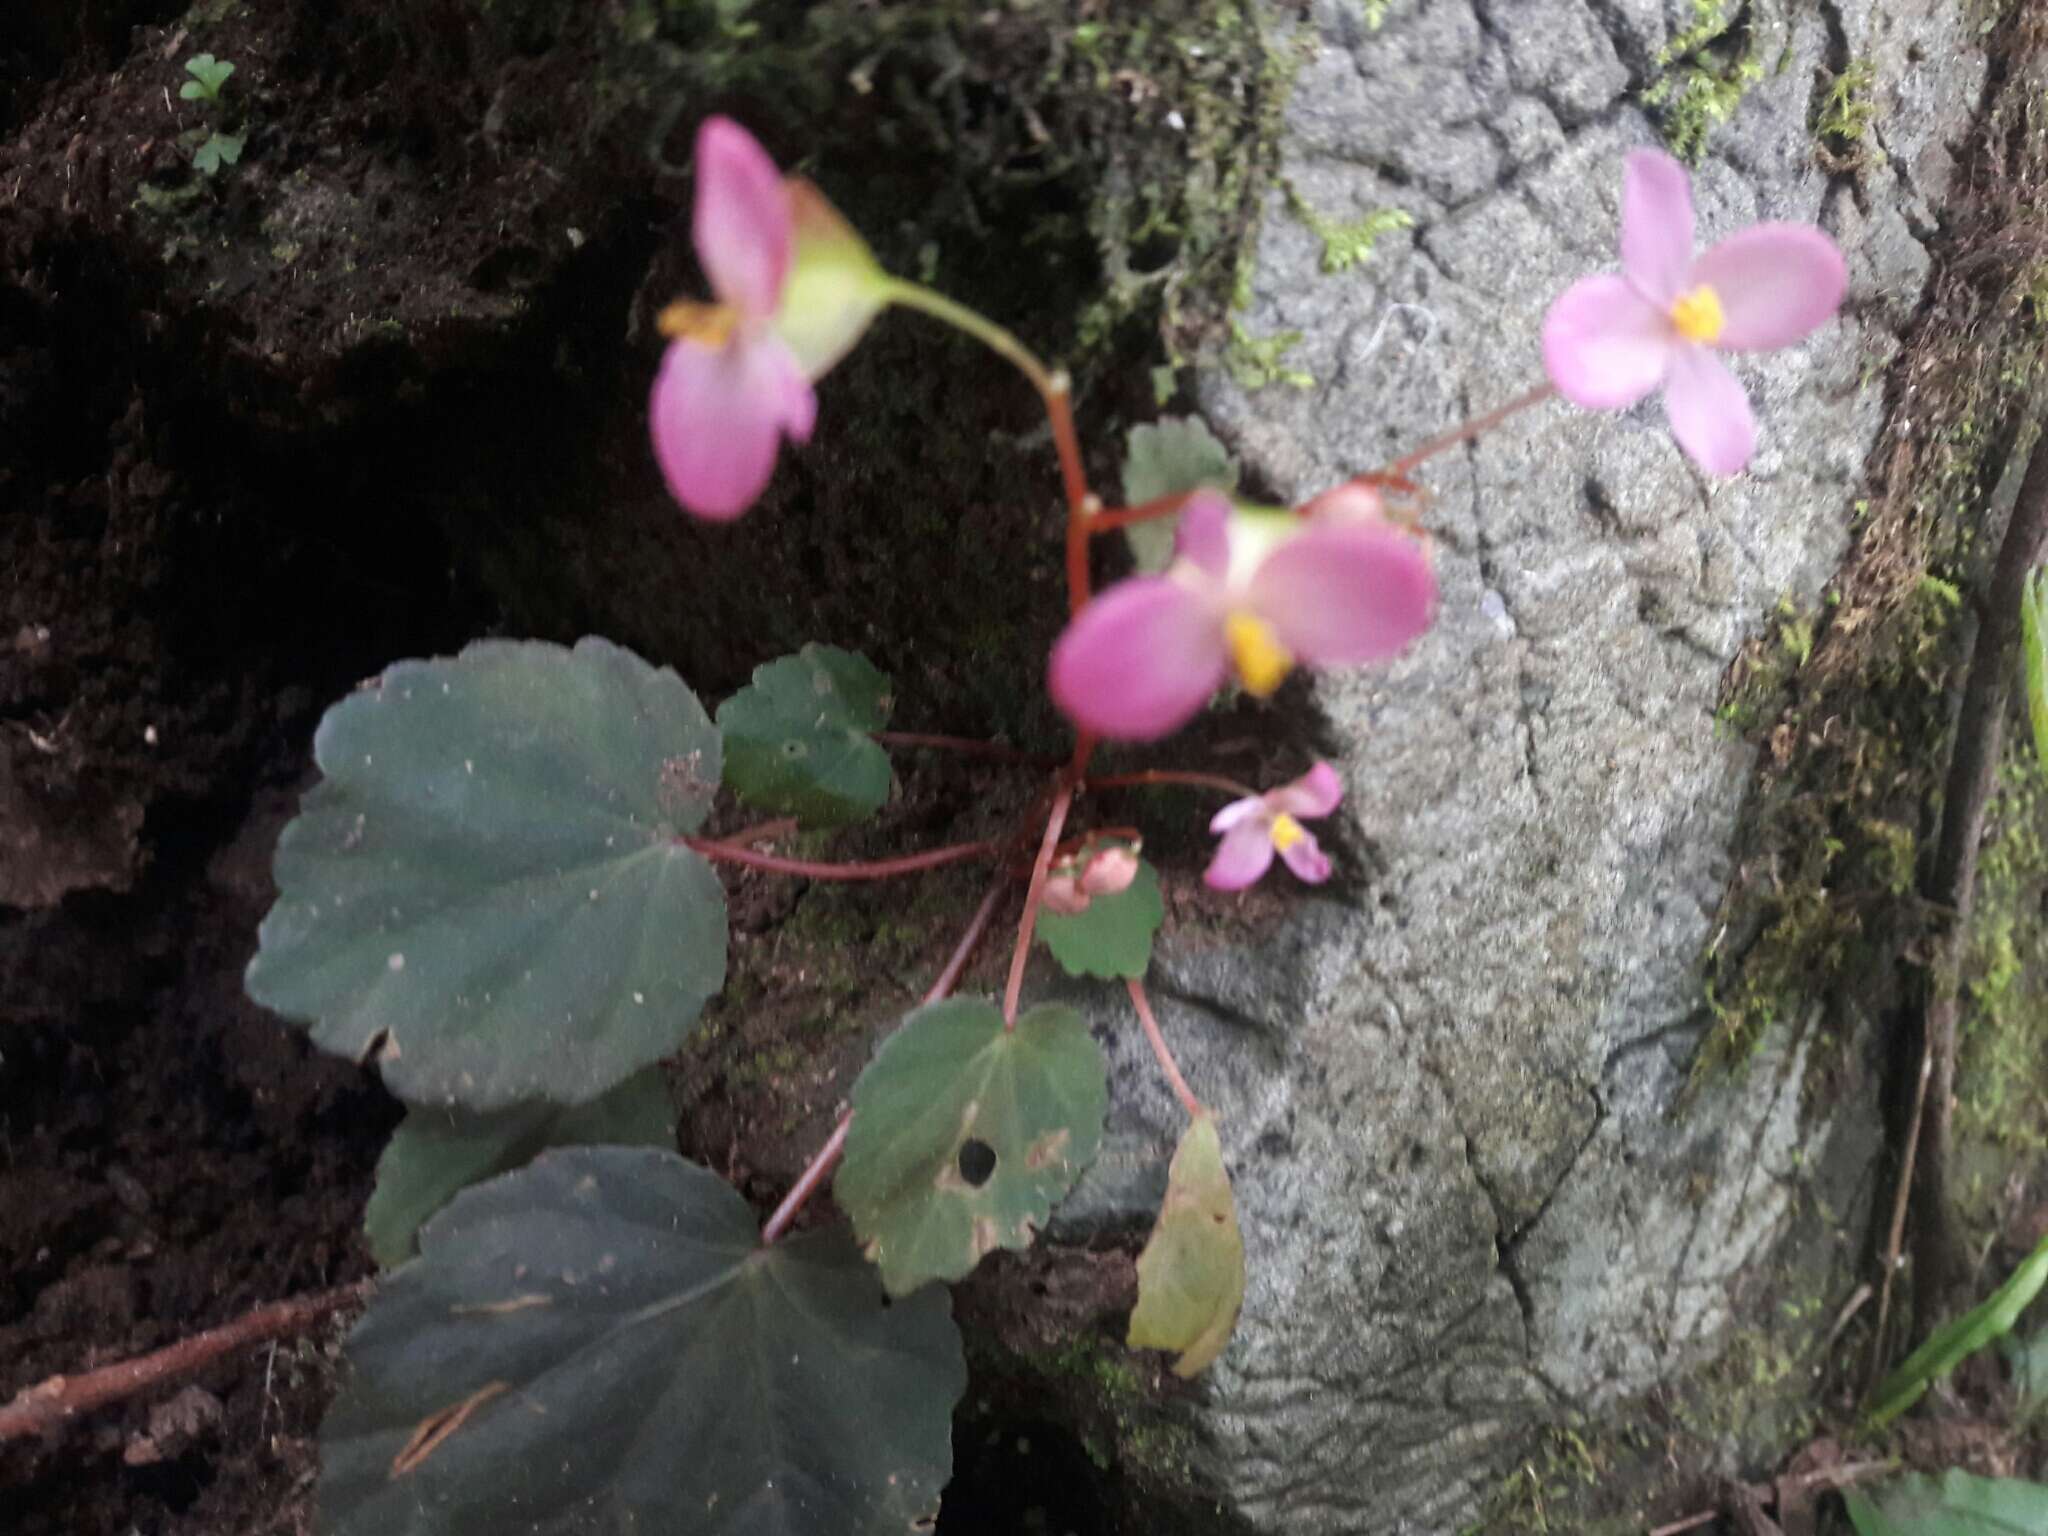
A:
1042,844,1142,915
1541,148,1847,476
650,118,888,520
1048,490,1436,742
1206,763,1343,891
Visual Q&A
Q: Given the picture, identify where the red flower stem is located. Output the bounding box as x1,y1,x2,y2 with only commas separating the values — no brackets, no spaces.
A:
1067,729,1099,781
683,836,1003,881
1385,382,1557,477
760,1113,850,1246
1086,489,1195,535
759,869,1012,1249
1128,979,1202,1119
925,871,1011,1006
1003,784,1073,1028
872,731,1058,766
1083,769,1257,799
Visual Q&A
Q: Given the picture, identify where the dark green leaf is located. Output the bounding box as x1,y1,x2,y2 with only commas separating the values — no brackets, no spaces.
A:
246,637,727,1111
1870,1230,2048,1425
836,997,1108,1295
1845,1471,2048,1535
1119,418,1239,574
1127,1114,1245,1377
1038,860,1163,980
717,645,893,828
363,1067,674,1268
321,1147,963,1536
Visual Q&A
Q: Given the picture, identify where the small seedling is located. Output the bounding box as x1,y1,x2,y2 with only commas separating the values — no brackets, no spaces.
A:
180,53,235,103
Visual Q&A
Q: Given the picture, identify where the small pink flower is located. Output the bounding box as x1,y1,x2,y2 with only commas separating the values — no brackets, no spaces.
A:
1048,491,1436,742
1042,843,1142,915
1206,763,1343,891
1541,148,1847,476
651,119,887,520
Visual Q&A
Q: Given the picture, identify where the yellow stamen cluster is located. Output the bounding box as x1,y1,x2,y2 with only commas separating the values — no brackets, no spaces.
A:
657,301,740,347
1269,813,1305,852
1225,612,1293,698
1669,285,1724,344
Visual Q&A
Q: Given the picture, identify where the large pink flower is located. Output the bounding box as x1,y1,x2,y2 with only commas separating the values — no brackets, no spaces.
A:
651,119,887,520
1048,491,1436,742
1541,148,1847,476
1206,763,1343,890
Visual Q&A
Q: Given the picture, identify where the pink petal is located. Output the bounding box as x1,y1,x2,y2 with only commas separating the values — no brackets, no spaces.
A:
1173,490,1234,578
693,118,791,321
1662,346,1756,476
1267,761,1344,821
1041,873,1089,915
1618,148,1695,307
1049,577,1228,741
1208,795,1265,835
1276,827,1332,884
1299,483,1385,523
1205,819,1276,891
1079,846,1140,896
649,333,816,520
1246,523,1436,667
1542,274,1675,410
1687,224,1848,351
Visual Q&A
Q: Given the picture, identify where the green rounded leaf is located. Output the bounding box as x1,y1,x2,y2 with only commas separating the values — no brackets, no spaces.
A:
246,637,727,1111
1127,1113,1245,1378
321,1147,964,1536
1846,1471,2048,1535
836,997,1108,1295
716,645,893,828
1037,859,1163,979
363,1067,675,1268
1119,417,1239,574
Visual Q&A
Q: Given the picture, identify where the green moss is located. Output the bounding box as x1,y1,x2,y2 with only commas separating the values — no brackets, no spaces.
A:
1699,37,2048,1089
1282,180,1413,274
1815,57,1880,167
1958,758,2048,1153
1642,1,1764,162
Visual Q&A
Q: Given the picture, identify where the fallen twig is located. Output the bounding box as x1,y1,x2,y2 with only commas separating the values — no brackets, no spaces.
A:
0,1280,370,1443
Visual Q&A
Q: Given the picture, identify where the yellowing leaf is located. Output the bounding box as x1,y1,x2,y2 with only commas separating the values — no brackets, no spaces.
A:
1127,1114,1244,1378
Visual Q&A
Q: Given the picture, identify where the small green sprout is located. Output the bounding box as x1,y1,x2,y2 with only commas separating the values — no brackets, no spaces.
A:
180,54,235,104
192,132,245,177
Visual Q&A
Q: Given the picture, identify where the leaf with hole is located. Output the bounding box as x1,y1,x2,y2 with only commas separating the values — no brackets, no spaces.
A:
320,1146,964,1536
835,997,1108,1295
363,1066,674,1268
246,637,727,1111
1869,1229,2048,1425
1845,1471,2048,1535
716,644,893,828
1037,859,1163,980
1120,417,1239,574
1127,1113,1245,1377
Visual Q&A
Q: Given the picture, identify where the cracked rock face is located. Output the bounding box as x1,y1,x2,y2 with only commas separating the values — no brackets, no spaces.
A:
1057,1,1983,1529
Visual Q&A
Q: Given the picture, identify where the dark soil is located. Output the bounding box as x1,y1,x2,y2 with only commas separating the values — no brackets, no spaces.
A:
0,2,1279,1532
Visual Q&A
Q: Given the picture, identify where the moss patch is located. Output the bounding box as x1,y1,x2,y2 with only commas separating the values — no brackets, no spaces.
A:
1697,3,2048,1092
1643,0,1768,162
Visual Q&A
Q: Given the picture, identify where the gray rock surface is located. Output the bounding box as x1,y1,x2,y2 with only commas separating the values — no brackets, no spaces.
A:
1060,1,1985,1529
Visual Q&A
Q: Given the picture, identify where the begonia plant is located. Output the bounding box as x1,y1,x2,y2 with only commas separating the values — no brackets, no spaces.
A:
241,119,1846,1533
